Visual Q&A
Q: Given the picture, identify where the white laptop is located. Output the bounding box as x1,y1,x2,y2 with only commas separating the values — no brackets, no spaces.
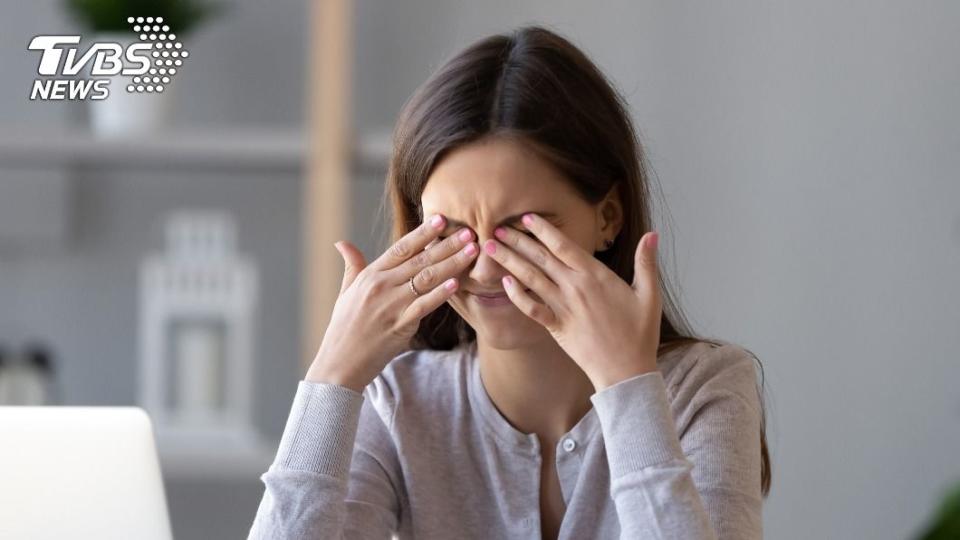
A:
0,406,173,540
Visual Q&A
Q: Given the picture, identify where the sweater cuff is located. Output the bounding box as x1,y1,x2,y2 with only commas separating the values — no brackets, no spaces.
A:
272,380,365,479
590,370,687,479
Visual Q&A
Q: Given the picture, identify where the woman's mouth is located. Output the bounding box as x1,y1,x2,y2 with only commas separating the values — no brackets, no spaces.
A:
469,289,531,307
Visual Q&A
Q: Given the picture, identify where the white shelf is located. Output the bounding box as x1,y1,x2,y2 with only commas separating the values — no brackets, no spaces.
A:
157,442,277,481
154,424,278,481
0,126,392,172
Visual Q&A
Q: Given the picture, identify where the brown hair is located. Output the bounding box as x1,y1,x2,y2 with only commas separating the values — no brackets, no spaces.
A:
379,24,772,497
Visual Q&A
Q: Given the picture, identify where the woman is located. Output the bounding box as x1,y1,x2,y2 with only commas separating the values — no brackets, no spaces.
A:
248,25,771,540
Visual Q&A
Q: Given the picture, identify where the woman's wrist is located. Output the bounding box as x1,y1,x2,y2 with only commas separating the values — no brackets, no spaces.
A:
304,362,367,393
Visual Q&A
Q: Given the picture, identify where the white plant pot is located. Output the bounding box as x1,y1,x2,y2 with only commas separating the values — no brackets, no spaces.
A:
87,32,174,137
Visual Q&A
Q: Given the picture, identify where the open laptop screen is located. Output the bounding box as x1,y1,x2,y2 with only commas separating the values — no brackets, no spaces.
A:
0,406,173,540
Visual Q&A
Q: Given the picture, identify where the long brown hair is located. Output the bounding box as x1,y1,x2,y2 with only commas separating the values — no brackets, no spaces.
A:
379,24,772,497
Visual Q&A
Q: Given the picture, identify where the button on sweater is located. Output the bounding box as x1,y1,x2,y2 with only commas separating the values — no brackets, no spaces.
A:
247,339,764,539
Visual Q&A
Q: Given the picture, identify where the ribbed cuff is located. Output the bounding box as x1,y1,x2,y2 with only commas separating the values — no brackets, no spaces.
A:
273,380,365,478
590,370,686,479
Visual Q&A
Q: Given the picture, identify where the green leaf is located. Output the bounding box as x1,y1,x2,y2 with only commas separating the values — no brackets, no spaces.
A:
63,0,229,36
915,481,960,540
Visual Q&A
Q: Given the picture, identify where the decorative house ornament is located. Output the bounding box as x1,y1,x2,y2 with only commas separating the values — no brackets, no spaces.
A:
138,210,261,461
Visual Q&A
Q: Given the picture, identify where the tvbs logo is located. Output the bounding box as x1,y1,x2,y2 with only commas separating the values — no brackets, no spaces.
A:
28,16,189,101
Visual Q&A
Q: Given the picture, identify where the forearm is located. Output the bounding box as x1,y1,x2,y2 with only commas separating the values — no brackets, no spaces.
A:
247,380,365,540
591,371,719,540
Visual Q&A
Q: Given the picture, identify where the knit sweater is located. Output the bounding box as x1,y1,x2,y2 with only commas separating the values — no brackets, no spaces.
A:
246,339,764,539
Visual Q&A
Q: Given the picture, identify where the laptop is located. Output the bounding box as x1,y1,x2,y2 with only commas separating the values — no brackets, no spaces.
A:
0,406,173,540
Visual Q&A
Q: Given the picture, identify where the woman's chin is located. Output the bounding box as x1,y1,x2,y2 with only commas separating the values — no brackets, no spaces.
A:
473,310,547,345
448,295,546,343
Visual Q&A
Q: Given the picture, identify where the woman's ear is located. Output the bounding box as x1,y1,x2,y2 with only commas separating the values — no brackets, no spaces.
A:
597,185,624,249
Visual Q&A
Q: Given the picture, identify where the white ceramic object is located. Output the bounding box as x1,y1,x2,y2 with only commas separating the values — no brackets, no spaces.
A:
86,32,173,137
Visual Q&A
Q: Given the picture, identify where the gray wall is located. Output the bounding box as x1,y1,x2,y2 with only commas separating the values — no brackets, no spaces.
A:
1,2,308,539
2,1,959,539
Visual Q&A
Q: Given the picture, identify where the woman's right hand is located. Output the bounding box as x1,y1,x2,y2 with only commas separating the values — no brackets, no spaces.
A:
305,213,478,392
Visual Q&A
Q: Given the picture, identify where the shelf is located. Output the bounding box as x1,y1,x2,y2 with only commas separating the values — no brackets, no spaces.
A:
158,444,276,482
154,424,278,481
0,126,392,172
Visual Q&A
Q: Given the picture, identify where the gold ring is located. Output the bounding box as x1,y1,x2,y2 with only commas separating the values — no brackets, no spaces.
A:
409,276,421,296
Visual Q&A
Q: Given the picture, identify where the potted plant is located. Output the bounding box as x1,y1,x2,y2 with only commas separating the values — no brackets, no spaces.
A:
63,0,227,136
913,480,960,540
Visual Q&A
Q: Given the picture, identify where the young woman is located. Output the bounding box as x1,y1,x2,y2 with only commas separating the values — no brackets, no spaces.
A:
248,25,771,540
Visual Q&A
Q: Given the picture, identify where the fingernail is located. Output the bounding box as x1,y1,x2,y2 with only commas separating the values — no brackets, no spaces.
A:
464,243,478,256
430,214,444,229
458,228,473,242
444,278,457,290
502,276,513,287
522,213,534,226
484,240,497,255
494,226,507,239
648,232,658,251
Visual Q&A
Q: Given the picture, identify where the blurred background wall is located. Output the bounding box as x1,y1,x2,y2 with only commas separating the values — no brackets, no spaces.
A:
1,1,958,539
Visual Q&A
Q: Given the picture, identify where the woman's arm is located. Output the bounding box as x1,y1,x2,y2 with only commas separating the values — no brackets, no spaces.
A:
589,344,764,540
247,379,402,540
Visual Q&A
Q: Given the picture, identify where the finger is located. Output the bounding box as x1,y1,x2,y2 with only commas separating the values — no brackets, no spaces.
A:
369,213,446,271
501,275,557,328
388,226,475,284
334,240,366,294
407,239,479,294
483,238,561,306
399,276,459,327
492,225,567,284
631,231,659,291
518,212,593,272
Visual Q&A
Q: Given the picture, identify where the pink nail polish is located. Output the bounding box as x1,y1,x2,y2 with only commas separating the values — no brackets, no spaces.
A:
494,227,506,239
484,240,497,255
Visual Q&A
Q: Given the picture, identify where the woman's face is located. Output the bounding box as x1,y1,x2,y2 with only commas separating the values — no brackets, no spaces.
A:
421,136,614,349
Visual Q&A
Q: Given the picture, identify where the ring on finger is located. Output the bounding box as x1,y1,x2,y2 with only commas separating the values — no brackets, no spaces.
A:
409,276,422,297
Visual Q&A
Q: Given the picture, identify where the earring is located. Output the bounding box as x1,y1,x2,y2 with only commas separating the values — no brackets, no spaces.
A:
601,238,613,251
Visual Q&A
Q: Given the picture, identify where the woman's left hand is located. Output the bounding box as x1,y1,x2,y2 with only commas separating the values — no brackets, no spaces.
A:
485,212,663,392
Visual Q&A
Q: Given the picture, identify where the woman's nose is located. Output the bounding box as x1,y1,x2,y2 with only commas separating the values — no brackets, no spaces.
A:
466,237,504,274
